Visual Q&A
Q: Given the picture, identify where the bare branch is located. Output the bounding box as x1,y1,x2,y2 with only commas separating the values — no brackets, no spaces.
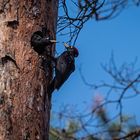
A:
57,0,140,45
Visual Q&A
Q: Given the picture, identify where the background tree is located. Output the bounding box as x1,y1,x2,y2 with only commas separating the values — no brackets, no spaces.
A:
50,60,140,139
58,0,140,44
50,0,140,139
0,0,58,140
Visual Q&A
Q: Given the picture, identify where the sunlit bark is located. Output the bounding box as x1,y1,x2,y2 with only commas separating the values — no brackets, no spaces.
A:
0,0,58,139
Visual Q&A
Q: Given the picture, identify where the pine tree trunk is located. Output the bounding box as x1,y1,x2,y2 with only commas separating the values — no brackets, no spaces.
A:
0,0,58,140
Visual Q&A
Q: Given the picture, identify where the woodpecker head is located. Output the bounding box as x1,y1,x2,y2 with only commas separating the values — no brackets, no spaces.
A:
64,43,79,57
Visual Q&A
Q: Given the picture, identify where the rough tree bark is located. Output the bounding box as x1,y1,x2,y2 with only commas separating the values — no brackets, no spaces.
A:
0,0,58,140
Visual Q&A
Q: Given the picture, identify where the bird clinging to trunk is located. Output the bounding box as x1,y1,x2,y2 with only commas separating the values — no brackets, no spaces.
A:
48,43,79,95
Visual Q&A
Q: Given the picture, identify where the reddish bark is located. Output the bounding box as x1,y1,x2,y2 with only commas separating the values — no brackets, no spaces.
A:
0,0,58,140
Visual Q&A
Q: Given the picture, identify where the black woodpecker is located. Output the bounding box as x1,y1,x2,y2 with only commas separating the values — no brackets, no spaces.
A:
48,44,79,94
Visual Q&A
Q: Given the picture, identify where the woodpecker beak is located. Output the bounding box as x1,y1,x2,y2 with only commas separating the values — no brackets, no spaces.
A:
50,40,57,43
64,43,70,49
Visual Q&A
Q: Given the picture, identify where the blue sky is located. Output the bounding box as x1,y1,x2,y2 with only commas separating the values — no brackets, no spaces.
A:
52,6,140,123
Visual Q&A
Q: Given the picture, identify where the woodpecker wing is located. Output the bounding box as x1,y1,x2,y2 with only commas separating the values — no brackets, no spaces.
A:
54,51,75,90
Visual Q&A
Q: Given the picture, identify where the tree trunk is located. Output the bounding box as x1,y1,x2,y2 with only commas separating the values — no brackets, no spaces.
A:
0,0,58,140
